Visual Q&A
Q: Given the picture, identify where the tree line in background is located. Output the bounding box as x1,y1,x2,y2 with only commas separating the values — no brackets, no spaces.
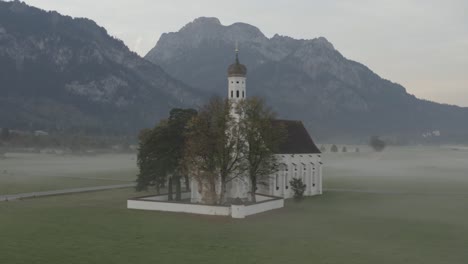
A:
0,127,135,154
136,97,285,204
320,136,387,153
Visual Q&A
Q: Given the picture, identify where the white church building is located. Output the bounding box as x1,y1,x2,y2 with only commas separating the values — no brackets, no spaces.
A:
191,50,323,202
129,49,323,218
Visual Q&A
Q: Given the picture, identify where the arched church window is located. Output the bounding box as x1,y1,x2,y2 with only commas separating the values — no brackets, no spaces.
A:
236,90,239,98
316,166,320,188
236,81,240,84
302,163,306,182
231,91,233,98
312,170,316,187
242,91,245,98
311,163,315,187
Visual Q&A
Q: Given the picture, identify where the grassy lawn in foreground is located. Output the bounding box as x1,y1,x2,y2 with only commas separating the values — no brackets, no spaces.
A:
1,146,467,263
0,188,467,264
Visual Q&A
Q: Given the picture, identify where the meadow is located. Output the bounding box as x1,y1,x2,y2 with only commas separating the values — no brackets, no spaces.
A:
1,146,467,264
0,153,136,194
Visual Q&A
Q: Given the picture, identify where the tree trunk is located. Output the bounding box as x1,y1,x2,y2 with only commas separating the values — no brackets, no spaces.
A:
218,179,227,205
175,176,182,201
168,177,173,201
156,181,160,195
251,175,257,202
184,175,190,191
207,180,217,205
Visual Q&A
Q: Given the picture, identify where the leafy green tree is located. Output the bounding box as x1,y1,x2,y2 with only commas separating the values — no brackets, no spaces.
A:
166,108,198,199
370,136,386,152
136,125,168,195
237,97,285,202
136,108,197,201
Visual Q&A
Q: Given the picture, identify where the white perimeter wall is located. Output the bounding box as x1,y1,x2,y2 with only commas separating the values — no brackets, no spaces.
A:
244,196,284,217
128,199,230,216
128,194,284,219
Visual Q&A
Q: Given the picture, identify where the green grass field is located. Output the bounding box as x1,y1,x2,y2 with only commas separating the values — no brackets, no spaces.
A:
1,147,468,263
0,153,137,194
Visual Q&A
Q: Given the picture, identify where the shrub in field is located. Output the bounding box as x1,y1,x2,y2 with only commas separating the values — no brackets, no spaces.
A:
370,136,386,152
290,178,306,201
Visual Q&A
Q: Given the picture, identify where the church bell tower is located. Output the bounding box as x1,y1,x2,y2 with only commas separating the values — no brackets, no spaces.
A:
227,46,247,107
225,46,250,201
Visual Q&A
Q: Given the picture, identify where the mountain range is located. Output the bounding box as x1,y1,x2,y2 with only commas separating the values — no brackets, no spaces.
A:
0,1,201,135
146,17,468,142
1,1,467,142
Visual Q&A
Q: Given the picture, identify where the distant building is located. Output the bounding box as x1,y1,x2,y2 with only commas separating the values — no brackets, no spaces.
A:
34,130,49,136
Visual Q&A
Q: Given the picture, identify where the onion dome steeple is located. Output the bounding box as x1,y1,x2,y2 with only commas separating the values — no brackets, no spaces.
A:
227,45,247,77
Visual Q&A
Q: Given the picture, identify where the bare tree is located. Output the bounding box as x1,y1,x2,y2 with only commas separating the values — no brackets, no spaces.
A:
237,97,285,202
184,97,246,204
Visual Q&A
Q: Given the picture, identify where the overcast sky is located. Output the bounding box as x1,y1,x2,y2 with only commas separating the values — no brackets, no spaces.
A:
13,0,468,106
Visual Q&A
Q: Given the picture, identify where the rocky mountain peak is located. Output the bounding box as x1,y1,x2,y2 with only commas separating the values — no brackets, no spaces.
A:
228,22,266,39
176,17,266,42
146,17,271,63
312,37,335,50
179,17,222,33
191,17,221,25
144,18,468,141
6,0,29,12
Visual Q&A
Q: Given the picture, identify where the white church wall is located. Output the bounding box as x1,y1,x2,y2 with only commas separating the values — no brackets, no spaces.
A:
190,177,225,204
261,153,323,199
226,176,250,201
